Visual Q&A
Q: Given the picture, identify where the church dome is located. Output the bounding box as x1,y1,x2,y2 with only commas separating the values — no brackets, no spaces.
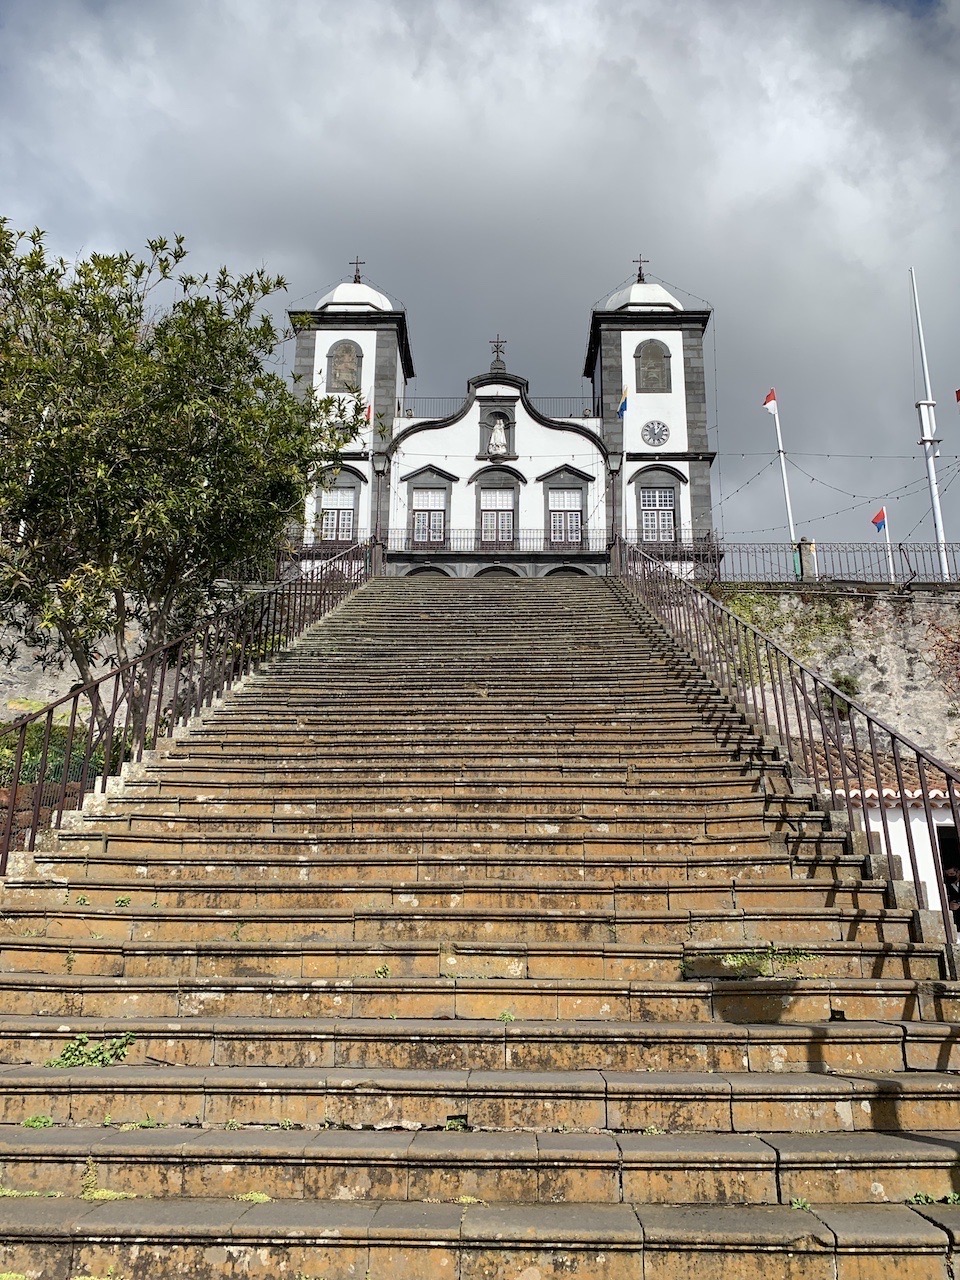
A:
604,281,683,312
316,281,393,311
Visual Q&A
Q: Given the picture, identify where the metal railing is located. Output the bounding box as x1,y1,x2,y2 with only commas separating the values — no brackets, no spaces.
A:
616,539,960,960
0,543,371,871
639,539,960,585
399,397,595,420
384,528,609,554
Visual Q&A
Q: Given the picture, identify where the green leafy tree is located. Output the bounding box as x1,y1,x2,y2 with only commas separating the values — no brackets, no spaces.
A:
0,221,361,699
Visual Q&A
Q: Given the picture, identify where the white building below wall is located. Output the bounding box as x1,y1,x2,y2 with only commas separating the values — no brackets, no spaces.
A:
291,266,717,577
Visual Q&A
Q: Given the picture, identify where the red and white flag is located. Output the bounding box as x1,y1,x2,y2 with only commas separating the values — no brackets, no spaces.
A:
955,388,960,406
763,389,778,415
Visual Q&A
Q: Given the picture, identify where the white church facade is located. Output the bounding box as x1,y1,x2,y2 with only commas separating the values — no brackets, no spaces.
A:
291,266,716,576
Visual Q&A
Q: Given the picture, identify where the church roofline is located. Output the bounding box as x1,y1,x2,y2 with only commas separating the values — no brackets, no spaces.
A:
289,308,416,380
391,373,609,457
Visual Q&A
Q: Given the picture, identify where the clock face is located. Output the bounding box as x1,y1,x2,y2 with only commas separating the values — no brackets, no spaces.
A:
641,420,670,447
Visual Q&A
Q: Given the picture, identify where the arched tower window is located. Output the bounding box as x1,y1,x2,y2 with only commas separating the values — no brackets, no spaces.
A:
326,340,363,392
630,465,686,543
635,340,672,394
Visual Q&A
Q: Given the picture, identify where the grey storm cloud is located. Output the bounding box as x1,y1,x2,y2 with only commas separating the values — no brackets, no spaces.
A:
1,0,958,542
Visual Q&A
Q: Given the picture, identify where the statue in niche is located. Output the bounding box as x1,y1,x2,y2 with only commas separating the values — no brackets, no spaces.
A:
328,342,361,391
487,414,509,457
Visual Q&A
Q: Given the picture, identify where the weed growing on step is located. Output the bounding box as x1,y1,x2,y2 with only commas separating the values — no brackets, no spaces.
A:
46,1032,135,1068
75,895,89,906
225,1118,243,1130
21,1114,53,1128
641,1125,666,1136
229,921,245,941
278,1117,298,1130
790,1197,812,1211
443,1115,470,1132
373,963,391,978
907,1191,960,1205
497,1010,516,1022
64,950,76,974
80,1157,134,1201
118,1113,163,1131
114,896,131,907
0,1271,30,1280
0,1186,40,1197
720,944,814,979
233,1191,272,1202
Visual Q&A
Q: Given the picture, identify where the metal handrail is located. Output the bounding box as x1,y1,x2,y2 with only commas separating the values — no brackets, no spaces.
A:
615,539,960,962
0,543,372,871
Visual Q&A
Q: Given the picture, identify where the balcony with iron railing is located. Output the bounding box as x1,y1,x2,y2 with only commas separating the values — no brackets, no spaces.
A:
399,396,597,420
382,528,609,554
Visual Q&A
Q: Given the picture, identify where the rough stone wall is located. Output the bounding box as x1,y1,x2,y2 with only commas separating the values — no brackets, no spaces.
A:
719,588,960,766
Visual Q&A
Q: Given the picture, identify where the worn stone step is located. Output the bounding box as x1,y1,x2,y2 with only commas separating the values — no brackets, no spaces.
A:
2,1065,960,1133
35,836,863,882
0,902,917,951
0,1196,953,1280
2,973,952,1022
0,935,937,986
0,874,891,914
3,1127,960,1209
2,1015,955,1072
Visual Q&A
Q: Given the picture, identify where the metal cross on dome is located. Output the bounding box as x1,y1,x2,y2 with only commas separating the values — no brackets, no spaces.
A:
633,254,649,283
490,334,506,360
350,256,365,284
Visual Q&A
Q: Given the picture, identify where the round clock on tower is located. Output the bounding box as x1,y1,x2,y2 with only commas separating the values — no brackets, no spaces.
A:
641,420,670,447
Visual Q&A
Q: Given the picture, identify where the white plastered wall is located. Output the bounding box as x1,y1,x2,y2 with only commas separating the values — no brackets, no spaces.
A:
388,388,606,534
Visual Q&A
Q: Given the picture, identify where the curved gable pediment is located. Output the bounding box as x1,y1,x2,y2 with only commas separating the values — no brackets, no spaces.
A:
627,464,688,486
468,464,528,485
400,464,460,484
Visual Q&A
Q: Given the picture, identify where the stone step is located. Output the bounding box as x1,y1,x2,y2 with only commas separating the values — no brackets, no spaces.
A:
1,874,890,913
2,1126,960,1208
0,936,937,985
37,836,862,881
0,1195,953,1280
2,974,951,1023
71,812,815,840
0,901,916,948
2,1065,960,1133
120,776,775,802
2,1015,955,1072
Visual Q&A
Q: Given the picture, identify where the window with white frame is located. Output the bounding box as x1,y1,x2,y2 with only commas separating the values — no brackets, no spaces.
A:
548,488,583,544
319,487,356,541
640,487,676,541
411,488,446,543
479,488,514,543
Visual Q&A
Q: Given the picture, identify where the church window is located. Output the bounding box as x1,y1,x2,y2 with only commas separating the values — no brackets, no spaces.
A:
635,340,671,394
479,487,514,545
548,489,583,545
640,487,676,541
326,340,363,392
411,487,446,544
318,487,356,542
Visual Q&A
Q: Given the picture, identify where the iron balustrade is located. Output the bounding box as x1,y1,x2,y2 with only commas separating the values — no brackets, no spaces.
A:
638,539,960,585
615,539,960,963
383,528,609,554
400,396,594,420
0,543,371,871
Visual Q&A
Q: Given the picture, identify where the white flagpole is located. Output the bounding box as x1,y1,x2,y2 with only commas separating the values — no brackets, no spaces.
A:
771,401,797,544
909,268,950,580
882,508,895,585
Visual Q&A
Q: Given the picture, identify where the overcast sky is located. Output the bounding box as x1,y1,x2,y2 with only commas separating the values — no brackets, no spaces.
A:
2,0,958,543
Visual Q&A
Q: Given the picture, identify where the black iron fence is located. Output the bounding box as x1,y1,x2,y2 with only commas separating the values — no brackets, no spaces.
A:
0,544,371,870
399,397,594,420
616,539,960,960
639,539,960,586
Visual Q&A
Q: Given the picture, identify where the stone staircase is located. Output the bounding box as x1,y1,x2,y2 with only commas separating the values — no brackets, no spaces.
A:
0,574,958,1278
